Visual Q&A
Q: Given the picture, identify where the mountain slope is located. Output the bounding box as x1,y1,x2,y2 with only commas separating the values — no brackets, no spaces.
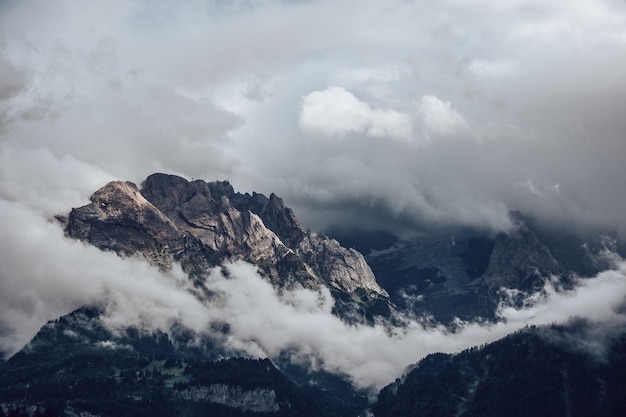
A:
374,321,626,417
334,211,621,323
0,307,368,417
0,173,389,416
4,173,625,416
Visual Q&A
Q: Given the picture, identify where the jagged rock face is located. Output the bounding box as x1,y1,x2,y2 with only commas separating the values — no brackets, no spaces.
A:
66,173,386,296
174,384,280,413
67,181,182,256
477,211,617,296
139,174,291,265
481,221,561,292
296,230,386,294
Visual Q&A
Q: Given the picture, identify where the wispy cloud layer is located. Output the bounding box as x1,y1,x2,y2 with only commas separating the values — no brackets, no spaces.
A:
1,206,625,389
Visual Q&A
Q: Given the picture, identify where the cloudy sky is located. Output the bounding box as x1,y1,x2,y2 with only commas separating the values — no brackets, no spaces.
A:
1,0,626,235
2,0,626,388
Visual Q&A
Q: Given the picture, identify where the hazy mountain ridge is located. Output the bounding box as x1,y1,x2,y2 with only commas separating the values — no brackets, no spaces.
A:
333,211,622,323
3,174,626,416
60,173,625,330
0,173,386,415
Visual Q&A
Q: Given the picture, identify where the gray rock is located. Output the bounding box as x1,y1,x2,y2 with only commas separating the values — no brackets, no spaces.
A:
65,173,387,298
175,384,281,413
481,224,561,292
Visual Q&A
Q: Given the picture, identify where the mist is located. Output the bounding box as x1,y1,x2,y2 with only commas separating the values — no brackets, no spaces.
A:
210,261,626,389
0,199,212,358
2,198,625,389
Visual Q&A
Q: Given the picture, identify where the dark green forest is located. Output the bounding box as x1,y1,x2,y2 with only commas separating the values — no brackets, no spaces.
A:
374,322,626,417
0,307,367,417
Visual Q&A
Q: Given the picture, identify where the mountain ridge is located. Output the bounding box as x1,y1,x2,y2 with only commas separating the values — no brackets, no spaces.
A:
3,173,626,416
65,173,387,300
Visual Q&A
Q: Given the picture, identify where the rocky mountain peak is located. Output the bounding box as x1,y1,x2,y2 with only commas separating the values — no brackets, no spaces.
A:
65,173,387,298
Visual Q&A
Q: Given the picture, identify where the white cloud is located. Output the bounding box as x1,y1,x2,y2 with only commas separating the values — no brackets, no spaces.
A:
0,145,116,216
418,95,471,140
0,199,212,357
6,219,626,389
299,86,413,141
1,182,625,388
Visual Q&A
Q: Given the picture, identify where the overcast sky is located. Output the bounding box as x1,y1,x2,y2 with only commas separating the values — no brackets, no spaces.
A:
1,0,626,235
2,0,626,386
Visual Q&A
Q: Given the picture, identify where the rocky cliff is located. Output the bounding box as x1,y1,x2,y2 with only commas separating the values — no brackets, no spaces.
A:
174,384,280,412
65,173,387,298
332,210,622,323
480,212,561,293
479,211,617,295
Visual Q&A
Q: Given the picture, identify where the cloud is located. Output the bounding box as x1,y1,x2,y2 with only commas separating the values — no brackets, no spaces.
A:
213,261,626,389
418,95,471,141
300,86,413,140
0,198,212,358
468,59,518,78
2,207,625,390
0,0,625,235
0,145,116,216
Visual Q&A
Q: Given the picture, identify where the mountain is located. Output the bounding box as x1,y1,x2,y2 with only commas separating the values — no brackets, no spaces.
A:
3,173,626,416
0,174,387,416
65,173,386,295
373,321,626,417
331,211,622,323
63,173,390,321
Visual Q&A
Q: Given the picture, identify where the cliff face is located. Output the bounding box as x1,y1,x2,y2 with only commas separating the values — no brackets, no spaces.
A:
174,384,280,413
65,173,387,297
479,211,615,295
481,220,561,292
